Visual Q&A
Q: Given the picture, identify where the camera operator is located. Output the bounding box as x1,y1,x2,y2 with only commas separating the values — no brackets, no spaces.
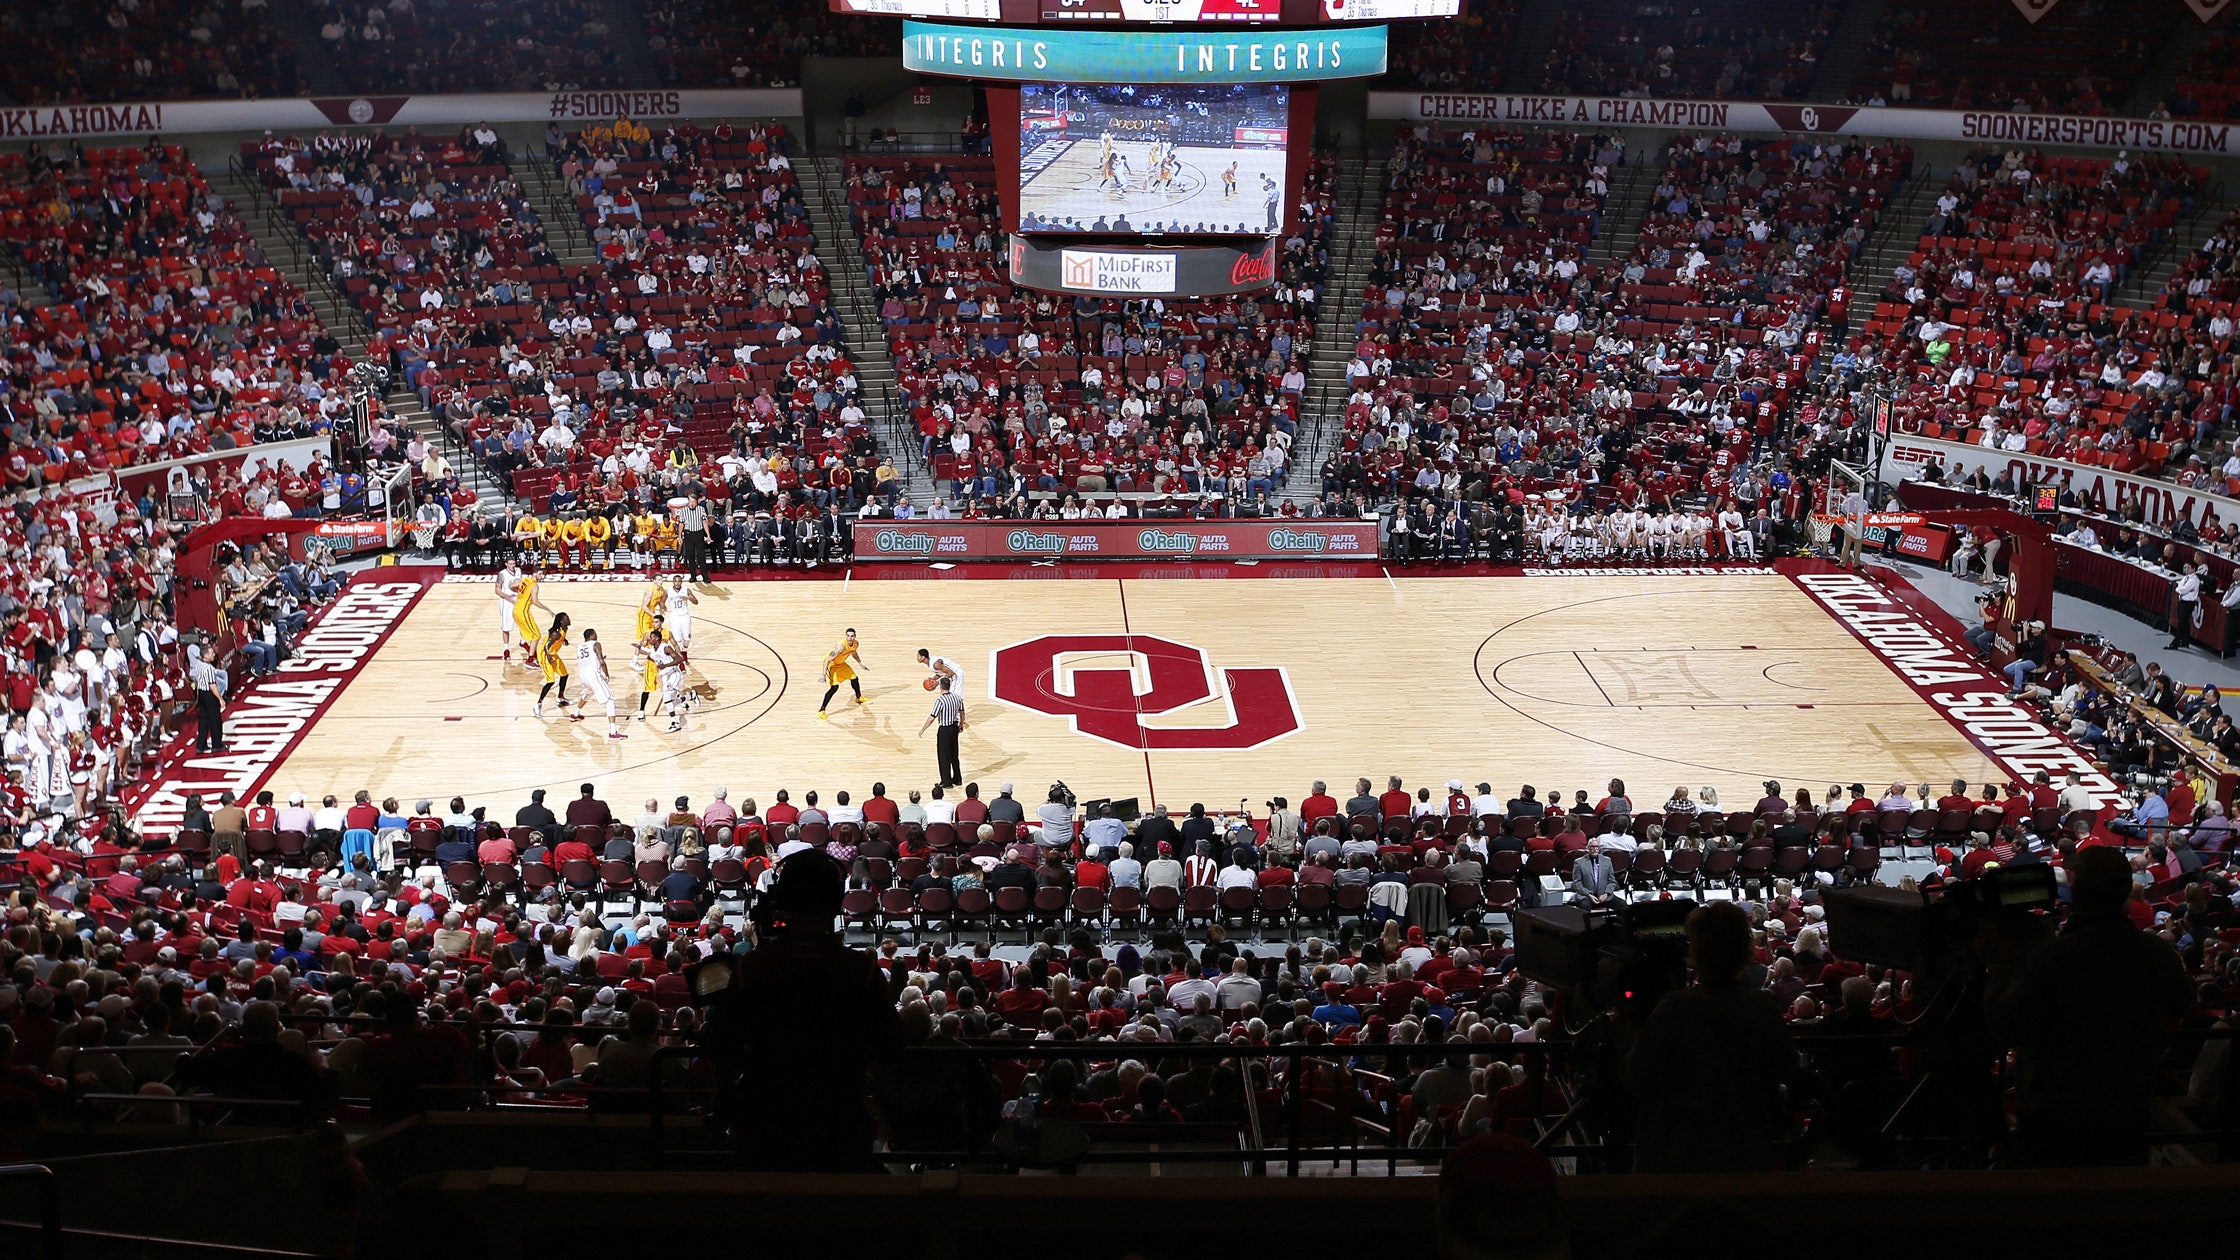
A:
1622,901,1795,1172
1988,845,2191,1166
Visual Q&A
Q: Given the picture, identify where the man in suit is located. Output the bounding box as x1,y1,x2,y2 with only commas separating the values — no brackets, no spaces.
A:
1750,507,1777,560
1134,804,1180,854
1572,848,1620,907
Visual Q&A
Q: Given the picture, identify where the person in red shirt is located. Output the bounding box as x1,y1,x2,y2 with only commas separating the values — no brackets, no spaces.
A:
953,783,989,826
244,790,279,832
1934,780,1976,814
476,830,517,864
765,790,800,829
1301,782,1338,827
1257,861,1295,888
1075,854,1110,891
1378,777,1412,820
345,790,380,833
861,785,901,826
552,833,597,867
1843,784,1877,815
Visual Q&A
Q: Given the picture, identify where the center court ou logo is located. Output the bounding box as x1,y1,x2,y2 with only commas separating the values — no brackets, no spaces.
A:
992,634,1301,750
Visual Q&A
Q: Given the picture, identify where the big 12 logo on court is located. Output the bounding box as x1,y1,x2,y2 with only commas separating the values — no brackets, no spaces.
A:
992,634,1300,749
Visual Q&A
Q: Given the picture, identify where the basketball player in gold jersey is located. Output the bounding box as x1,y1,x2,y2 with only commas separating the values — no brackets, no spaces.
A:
818,628,868,720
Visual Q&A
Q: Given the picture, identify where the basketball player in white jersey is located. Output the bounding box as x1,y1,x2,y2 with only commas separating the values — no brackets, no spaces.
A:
1718,502,1752,558
1536,507,1567,565
663,575,698,648
916,648,965,698
653,635,689,733
577,628,627,740
1607,508,1635,560
1677,509,1709,559
1565,510,1595,563
496,560,524,663
1644,510,1673,560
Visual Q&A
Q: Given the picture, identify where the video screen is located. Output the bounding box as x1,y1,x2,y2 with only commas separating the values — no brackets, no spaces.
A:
1017,83,1289,236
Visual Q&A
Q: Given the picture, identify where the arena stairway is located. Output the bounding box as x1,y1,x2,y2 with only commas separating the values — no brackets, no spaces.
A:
1282,154,1378,506
1851,170,1941,303
800,153,937,509
1581,154,1660,272
212,166,505,512
1807,0,1887,103
264,0,348,95
603,0,663,89
2114,181,2233,307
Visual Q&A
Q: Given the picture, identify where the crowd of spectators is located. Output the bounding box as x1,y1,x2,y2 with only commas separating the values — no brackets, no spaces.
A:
642,0,892,90
847,152,1334,516
1858,0,2169,115
0,0,305,105
1536,1,1831,102
0,140,350,482
1,763,2228,1168
1857,149,2220,484
307,0,621,95
1333,125,1886,549
249,121,876,547
2166,33,2240,123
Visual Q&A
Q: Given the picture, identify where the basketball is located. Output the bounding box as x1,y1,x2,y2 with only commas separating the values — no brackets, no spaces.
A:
923,677,938,690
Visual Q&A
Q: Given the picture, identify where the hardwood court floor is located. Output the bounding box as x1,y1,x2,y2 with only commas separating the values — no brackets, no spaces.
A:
265,572,2003,816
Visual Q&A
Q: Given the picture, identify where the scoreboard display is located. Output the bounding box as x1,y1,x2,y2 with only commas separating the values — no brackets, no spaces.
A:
831,0,1460,21
1042,0,1280,21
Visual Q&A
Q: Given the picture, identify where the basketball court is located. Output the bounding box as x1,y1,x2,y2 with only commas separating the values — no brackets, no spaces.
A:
210,564,2031,820
1018,140,1285,233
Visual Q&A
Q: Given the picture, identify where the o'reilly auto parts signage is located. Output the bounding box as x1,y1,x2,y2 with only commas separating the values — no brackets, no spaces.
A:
1009,236,1277,295
854,520,1381,560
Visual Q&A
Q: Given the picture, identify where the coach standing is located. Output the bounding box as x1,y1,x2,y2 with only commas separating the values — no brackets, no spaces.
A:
677,488,713,584
2168,562,2202,650
919,677,966,789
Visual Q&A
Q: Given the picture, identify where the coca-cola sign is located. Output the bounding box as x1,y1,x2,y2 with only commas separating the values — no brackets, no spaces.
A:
1229,240,1277,287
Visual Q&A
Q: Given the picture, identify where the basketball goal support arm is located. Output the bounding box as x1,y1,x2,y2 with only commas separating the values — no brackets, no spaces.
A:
176,518,335,638
1910,507,2056,628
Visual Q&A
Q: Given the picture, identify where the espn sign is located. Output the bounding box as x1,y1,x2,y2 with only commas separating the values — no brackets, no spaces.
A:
1059,248,1179,294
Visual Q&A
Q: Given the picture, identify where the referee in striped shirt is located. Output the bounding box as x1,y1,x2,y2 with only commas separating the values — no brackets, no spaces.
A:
919,676,966,789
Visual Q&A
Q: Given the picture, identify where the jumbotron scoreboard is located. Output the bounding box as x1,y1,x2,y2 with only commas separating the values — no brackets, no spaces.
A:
833,0,1462,23
834,0,1463,297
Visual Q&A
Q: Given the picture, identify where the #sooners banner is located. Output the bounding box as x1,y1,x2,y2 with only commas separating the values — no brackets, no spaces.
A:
853,518,1381,561
2010,0,2061,23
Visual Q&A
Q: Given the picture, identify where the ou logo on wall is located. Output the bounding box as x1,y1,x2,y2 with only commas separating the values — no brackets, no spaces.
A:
991,635,1301,750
